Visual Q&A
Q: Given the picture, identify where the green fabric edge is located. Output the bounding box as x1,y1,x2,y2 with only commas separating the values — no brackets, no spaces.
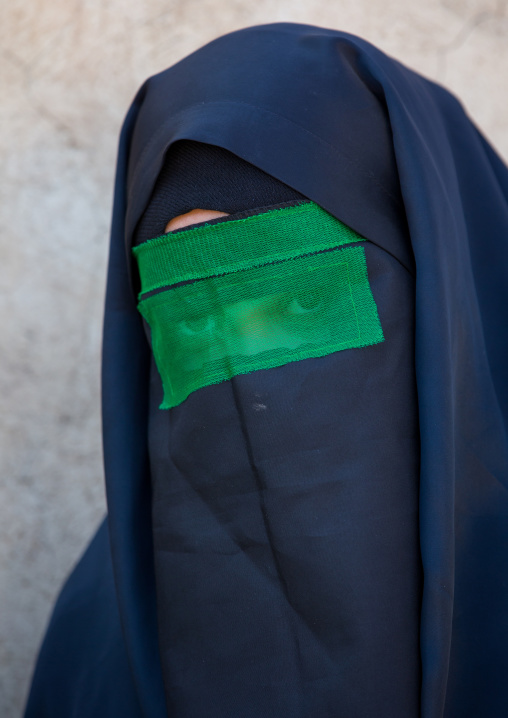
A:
133,201,364,295
138,245,384,409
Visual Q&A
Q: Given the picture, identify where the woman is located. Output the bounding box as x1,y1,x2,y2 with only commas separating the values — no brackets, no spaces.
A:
25,23,508,718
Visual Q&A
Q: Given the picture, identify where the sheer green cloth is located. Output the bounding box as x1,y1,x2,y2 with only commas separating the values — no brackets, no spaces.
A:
134,203,384,408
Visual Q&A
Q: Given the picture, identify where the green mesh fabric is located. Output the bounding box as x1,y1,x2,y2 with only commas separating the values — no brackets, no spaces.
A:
133,201,364,293
136,242,384,409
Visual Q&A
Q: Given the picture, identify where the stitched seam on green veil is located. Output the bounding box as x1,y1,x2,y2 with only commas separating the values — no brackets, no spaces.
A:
133,201,363,295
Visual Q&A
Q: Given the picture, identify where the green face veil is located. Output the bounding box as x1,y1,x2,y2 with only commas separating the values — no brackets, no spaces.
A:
134,201,384,408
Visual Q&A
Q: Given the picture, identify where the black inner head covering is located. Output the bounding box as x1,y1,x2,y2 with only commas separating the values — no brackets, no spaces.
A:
134,140,306,245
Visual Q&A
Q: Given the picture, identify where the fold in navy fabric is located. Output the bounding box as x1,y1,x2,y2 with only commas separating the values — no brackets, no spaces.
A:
23,520,145,718
25,23,508,718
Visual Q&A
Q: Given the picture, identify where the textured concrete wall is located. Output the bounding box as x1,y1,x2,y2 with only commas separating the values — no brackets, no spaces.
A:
1,0,507,715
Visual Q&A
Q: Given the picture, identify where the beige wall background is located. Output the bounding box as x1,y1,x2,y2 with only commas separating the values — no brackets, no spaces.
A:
0,0,507,715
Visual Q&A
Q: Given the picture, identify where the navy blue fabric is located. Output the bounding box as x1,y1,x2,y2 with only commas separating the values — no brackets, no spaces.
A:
24,23,508,718
24,520,144,718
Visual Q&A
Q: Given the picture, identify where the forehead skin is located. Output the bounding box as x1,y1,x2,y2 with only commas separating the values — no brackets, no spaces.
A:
164,209,229,233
